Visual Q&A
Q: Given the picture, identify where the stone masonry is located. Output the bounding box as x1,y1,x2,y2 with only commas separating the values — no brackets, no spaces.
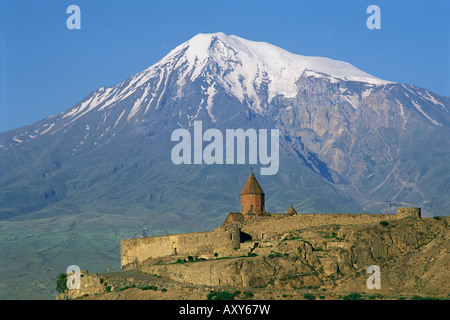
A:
120,171,421,271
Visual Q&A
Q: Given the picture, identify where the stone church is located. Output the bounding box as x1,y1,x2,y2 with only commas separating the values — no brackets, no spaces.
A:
120,171,421,270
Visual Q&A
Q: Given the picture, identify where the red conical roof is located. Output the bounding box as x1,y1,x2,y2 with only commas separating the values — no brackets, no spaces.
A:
286,203,297,216
240,171,265,195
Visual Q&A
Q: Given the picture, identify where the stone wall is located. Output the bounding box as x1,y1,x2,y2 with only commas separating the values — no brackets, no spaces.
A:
397,207,421,219
241,194,264,214
120,207,420,271
240,213,400,242
121,225,240,270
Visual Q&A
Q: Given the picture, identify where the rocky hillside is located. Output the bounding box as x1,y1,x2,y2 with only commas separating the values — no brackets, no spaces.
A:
3,33,450,299
58,215,449,300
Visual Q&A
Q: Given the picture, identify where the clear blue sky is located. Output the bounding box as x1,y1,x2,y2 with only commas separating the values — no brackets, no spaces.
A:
0,0,449,132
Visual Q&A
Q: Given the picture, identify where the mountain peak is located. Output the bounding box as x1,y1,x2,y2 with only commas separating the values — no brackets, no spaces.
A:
1,32,449,235
150,32,391,112
3,33,397,137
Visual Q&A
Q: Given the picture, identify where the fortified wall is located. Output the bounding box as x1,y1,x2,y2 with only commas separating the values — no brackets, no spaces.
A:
120,172,421,271
121,225,240,270
239,207,421,242
238,212,397,243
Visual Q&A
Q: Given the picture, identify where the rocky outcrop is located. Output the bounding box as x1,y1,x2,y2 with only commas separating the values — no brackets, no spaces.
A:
56,272,106,300
140,216,449,297
66,216,449,299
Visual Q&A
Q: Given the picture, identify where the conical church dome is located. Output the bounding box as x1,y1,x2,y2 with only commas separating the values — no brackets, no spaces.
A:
286,203,297,216
240,171,265,195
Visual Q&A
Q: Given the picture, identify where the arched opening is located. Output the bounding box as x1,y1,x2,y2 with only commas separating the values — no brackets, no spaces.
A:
172,242,177,256
240,231,252,243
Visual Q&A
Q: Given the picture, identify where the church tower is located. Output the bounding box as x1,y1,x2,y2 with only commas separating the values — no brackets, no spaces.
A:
240,170,265,217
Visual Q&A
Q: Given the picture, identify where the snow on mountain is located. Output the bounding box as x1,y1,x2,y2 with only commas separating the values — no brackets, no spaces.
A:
150,32,390,112
1,32,449,220
2,32,447,149
55,32,392,126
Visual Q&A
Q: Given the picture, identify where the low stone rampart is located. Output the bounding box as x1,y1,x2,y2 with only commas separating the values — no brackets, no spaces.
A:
120,207,420,270
240,212,400,242
121,225,239,270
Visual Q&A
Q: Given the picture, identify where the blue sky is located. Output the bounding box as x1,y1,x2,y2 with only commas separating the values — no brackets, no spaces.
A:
0,0,449,132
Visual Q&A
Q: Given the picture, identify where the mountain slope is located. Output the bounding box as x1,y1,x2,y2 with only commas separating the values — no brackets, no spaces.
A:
0,32,449,299
1,32,449,222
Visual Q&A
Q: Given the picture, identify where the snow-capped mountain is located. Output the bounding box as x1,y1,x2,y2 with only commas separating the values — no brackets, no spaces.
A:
2,32,393,140
1,33,449,226
151,32,389,113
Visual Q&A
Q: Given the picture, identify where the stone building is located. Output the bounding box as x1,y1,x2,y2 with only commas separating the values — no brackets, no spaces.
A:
224,170,270,225
120,171,421,271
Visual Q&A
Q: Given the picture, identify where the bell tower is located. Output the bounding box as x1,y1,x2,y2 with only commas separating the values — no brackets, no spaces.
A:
240,169,265,217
